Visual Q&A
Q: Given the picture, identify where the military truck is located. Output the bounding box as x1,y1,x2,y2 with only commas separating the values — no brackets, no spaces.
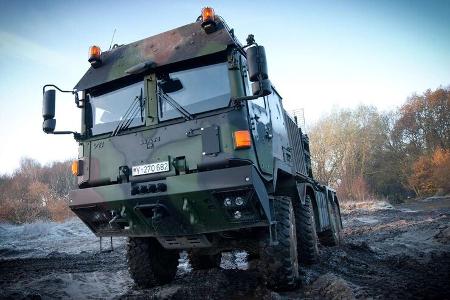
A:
41,7,342,290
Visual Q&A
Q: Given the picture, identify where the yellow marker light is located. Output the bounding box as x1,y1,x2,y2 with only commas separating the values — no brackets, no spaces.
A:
201,7,215,23
71,160,80,176
234,130,252,149
88,45,102,68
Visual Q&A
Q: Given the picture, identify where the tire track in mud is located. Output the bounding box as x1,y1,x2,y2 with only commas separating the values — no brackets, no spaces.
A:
309,204,450,299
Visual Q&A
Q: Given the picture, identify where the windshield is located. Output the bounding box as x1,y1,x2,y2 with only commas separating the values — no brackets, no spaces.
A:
157,62,231,121
89,81,145,135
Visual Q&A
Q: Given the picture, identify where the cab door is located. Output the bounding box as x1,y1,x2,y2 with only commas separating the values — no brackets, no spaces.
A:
243,64,273,174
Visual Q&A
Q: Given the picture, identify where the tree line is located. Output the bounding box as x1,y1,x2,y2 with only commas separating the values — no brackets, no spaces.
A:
0,86,448,223
309,86,450,202
0,158,75,223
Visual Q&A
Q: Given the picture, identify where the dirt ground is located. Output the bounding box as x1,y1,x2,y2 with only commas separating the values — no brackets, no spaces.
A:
0,197,449,299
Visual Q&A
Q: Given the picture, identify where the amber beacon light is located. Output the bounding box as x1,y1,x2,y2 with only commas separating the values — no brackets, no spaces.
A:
201,7,217,33
88,45,102,68
201,7,215,23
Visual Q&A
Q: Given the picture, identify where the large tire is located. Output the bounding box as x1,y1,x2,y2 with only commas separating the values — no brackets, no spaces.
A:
293,195,319,265
189,252,221,270
127,237,179,288
320,201,343,246
260,196,299,291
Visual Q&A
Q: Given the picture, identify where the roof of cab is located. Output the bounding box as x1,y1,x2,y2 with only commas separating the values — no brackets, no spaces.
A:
74,19,236,91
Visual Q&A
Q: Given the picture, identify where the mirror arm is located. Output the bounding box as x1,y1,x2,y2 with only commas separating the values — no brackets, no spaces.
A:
43,84,83,107
42,84,82,140
231,88,264,103
52,131,82,140
231,73,265,103
42,84,74,95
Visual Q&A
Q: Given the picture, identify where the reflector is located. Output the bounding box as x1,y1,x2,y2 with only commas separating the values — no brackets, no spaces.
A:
71,160,80,176
234,130,252,149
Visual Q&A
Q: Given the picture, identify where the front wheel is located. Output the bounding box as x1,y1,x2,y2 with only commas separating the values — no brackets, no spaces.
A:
260,196,299,291
127,237,179,288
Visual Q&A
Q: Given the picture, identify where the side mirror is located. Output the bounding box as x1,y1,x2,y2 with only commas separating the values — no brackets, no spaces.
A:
42,89,56,134
43,89,56,119
43,119,56,133
246,45,268,82
251,79,272,97
41,84,81,139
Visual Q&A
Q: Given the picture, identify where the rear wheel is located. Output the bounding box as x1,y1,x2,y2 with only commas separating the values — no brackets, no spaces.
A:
260,196,299,290
189,252,221,270
127,237,179,288
320,201,343,246
293,195,319,265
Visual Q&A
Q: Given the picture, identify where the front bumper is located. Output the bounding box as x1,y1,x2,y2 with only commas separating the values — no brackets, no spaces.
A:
69,165,271,238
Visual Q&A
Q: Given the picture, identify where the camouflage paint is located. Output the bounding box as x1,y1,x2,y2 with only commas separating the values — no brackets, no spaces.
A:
70,165,268,237
64,15,341,243
75,20,235,91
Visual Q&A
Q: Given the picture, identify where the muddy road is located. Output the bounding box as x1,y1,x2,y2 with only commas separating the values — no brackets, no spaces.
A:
1,197,449,299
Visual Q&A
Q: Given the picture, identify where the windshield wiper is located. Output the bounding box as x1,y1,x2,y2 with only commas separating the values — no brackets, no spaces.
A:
111,89,145,136
157,87,194,120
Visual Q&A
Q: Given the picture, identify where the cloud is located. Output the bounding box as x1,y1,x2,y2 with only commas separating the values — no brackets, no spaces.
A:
0,31,69,67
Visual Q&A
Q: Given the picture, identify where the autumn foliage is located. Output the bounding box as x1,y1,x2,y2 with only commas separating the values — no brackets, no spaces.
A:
409,148,450,197
309,86,450,201
0,87,448,223
0,158,75,224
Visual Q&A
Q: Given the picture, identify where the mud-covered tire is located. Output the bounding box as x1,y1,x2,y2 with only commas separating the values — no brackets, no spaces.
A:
127,237,179,288
260,196,299,291
189,252,221,270
320,200,343,246
293,195,319,265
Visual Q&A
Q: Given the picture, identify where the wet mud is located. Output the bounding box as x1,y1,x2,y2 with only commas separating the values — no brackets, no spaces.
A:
1,197,449,299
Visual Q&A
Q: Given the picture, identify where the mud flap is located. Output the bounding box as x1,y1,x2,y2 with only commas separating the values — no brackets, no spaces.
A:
250,168,277,244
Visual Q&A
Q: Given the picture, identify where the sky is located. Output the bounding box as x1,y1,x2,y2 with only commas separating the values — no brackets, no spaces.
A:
0,0,449,174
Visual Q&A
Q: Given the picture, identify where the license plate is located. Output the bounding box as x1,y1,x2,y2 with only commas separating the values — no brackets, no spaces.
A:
132,161,169,176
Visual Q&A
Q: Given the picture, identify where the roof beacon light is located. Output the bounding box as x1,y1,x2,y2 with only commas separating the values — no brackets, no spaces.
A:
201,7,217,34
88,45,102,68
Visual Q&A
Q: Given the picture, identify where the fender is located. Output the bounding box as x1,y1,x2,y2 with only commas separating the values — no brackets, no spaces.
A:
272,158,293,194
295,182,316,205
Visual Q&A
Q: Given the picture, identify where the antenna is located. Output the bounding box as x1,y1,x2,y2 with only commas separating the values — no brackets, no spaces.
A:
109,29,117,50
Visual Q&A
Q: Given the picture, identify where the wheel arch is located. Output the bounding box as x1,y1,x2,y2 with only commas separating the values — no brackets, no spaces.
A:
273,160,298,200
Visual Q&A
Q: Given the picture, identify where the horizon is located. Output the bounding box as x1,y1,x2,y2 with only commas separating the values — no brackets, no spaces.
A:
0,0,449,174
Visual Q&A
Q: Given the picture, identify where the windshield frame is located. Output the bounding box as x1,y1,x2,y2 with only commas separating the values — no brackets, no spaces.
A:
82,53,237,138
